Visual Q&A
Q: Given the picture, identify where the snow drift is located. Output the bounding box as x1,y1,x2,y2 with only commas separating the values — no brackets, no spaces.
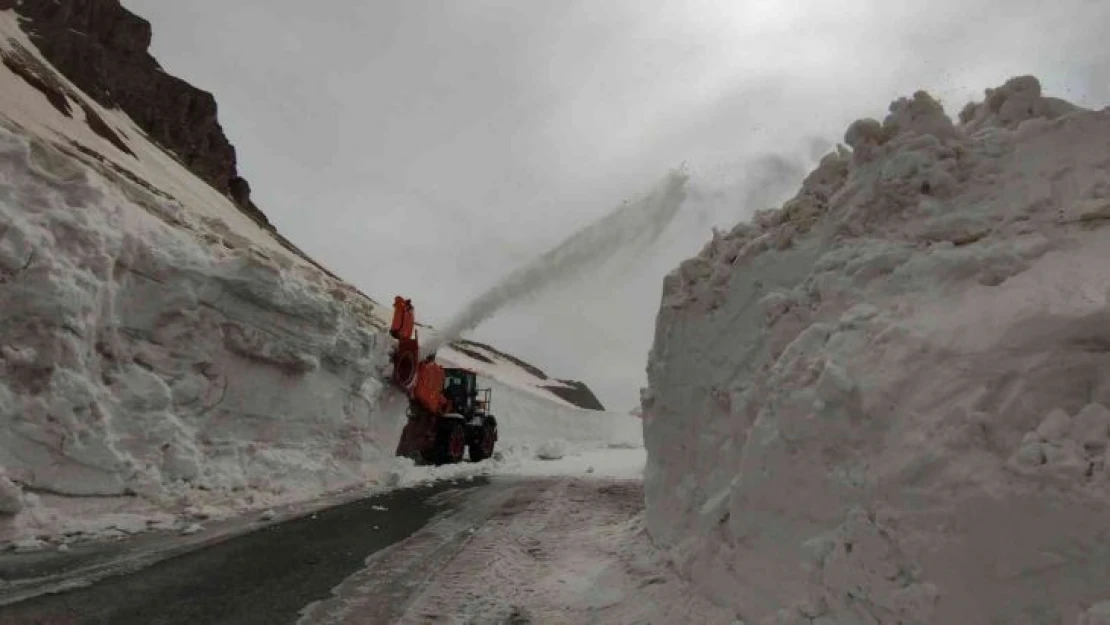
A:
643,76,1110,624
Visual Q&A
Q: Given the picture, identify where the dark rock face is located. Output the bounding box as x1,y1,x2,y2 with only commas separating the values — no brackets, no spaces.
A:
229,176,252,208
542,380,606,411
455,339,550,380
13,0,270,227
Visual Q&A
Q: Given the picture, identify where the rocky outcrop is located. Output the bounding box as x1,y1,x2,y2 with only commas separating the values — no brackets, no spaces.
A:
455,339,551,380
541,380,606,411
11,0,270,228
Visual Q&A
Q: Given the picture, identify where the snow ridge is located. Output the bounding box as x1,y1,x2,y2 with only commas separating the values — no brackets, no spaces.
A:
644,76,1110,624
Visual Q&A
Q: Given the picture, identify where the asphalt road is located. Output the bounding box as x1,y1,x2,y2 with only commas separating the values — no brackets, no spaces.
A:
0,478,489,625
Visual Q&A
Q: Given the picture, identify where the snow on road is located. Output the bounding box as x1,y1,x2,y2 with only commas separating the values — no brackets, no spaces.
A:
300,476,731,625
392,479,728,625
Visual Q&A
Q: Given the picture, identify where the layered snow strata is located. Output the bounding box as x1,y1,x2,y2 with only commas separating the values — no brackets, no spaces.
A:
0,124,399,541
643,76,1110,624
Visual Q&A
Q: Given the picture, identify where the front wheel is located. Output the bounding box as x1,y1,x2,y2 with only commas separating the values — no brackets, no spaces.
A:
468,423,497,462
434,420,467,465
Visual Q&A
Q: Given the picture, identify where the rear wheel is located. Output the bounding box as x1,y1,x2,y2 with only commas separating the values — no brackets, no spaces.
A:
468,423,497,462
435,420,466,465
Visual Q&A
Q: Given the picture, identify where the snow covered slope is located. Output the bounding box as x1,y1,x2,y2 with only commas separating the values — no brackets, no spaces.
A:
0,9,399,541
643,76,1110,624
0,8,631,547
439,342,584,410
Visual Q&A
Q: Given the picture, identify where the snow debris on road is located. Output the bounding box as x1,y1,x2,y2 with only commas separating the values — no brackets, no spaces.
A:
300,478,731,625
394,479,734,625
644,75,1110,623
535,439,569,460
10,537,47,553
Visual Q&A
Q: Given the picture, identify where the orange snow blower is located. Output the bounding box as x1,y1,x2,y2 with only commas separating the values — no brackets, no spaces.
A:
389,296,498,465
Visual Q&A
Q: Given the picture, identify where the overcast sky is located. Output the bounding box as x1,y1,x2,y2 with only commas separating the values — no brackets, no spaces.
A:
121,0,1109,411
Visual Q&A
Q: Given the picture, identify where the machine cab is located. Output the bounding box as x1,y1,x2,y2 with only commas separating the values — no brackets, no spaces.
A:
443,368,490,417
443,368,476,413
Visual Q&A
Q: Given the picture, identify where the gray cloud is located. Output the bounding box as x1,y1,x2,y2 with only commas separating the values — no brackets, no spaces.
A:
122,0,1110,411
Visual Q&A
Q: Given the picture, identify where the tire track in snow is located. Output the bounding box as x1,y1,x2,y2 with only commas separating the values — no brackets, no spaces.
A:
389,478,733,625
296,478,557,625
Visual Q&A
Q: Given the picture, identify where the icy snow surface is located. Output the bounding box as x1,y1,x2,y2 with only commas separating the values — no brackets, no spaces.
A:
0,10,639,548
644,76,1110,624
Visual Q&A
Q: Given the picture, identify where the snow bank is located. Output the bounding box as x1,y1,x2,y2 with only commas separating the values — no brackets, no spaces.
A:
0,121,410,543
643,76,1110,624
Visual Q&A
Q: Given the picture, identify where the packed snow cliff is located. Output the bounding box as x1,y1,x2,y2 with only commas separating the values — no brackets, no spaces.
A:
643,76,1110,625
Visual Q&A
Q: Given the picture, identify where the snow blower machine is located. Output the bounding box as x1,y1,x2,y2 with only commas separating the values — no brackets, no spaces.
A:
389,296,498,465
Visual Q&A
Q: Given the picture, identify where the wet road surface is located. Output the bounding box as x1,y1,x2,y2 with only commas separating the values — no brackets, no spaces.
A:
0,478,488,625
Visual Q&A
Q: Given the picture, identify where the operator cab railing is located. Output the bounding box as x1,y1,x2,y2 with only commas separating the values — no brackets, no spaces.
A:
475,387,492,415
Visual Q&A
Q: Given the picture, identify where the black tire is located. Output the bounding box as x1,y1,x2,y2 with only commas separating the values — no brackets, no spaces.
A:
468,423,497,462
434,420,467,465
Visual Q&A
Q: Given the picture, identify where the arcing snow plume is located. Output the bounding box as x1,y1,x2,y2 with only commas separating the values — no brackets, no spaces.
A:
644,76,1110,624
424,168,689,353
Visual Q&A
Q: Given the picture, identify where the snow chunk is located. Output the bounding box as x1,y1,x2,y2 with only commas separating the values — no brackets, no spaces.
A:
844,117,885,153
535,439,568,461
11,537,47,552
0,473,24,516
883,90,956,140
960,75,1081,132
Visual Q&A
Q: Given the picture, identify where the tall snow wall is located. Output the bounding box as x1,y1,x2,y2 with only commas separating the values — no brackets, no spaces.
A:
0,123,400,508
643,76,1110,624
